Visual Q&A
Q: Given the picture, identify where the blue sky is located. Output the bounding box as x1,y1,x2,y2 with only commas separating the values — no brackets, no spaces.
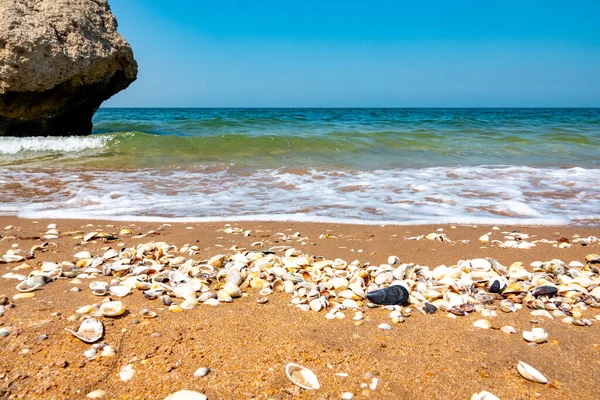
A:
104,0,600,107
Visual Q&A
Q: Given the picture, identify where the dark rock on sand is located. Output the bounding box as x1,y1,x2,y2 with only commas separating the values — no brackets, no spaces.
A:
0,0,137,136
366,285,409,306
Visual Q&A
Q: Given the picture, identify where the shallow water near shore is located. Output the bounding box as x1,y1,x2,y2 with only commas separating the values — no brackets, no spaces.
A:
0,108,599,224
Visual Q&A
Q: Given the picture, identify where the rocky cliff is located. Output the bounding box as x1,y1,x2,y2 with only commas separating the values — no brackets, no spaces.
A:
0,0,137,136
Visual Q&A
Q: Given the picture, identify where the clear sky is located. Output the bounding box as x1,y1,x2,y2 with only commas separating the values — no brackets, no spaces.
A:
104,0,600,107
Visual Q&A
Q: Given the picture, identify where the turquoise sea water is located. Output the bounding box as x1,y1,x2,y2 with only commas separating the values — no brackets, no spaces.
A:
0,108,599,224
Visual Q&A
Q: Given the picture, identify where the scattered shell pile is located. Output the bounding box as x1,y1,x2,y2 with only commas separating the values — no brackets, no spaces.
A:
2,229,599,331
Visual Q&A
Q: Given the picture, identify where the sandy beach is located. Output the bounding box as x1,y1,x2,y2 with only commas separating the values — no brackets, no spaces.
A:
0,216,599,399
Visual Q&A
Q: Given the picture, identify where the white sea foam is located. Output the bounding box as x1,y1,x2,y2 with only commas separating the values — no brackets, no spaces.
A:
0,136,109,155
0,166,598,225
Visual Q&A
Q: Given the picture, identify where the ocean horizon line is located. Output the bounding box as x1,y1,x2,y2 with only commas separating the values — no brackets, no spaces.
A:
98,106,600,110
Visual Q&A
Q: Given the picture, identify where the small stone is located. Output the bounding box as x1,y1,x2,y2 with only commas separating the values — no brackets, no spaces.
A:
0,328,10,337
70,287,81,292
56,359,69,368
151,332,161,338
132,319,140,324
193,367,210,378
341,392,354,400
37,334,48,341
378,323,392,331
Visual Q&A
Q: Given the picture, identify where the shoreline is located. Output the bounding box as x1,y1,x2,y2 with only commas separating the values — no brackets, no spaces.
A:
1,216,599,399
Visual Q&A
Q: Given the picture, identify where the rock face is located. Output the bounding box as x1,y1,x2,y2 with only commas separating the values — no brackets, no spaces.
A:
0,0,137,136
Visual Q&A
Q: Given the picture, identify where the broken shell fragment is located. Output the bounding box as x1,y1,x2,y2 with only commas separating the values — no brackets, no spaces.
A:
65,318,104,343
285,363,320,390
517,360,547,384
109,286,131,298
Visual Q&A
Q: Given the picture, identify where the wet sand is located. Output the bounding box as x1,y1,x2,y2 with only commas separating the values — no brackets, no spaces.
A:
0,216,599,399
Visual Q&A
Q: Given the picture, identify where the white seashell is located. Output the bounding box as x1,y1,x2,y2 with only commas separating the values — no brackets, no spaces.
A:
473,319,491,329
204,298,220,306
309,298,323,312
168,271,189,284
378,323,392,330
470,258,492,271
500,326,517,334
99,301,126,317
83,232,98,242
87,389,108,399
164,390,208,400
180,299,199,310
530,310,553,319
471,390,500,400
222,282,242,298
517,360,547,384
285,363,320,390
65,318,103,343
173,284,197,301
522,328,548,343
119,364,135,382
74,251,92,260
109,285,131,298
193,367,210,378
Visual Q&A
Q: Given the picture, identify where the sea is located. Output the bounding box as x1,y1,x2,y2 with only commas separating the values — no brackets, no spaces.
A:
0,108,599,225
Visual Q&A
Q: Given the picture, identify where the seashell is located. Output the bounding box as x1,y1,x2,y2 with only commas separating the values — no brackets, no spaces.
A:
204,298,220,306
173,285,197,301
217,291,233,303
74,251,93,260
256,296,268,304
119,364,135,382
169,271,189,284
530,310,553,319
77,304,99,314
517,361,547,384
99,301,126,317
164,390,208,400
222,282,242,298
139,308,157,318
109,285,131,298
470,258,491,271
65,318,104,343
16,275,46,292
194,367,210,378
283,281,296,293
87,389,108,399
285,363,320,390
309,298,323,312
532,285,558,297
471,391,500,400
366,285,408,306
500,325,517,334
522,327,548,343
487,277,506,294
83,232,99,242
180,299,199,310
378,323,392,330
473,319,491,329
